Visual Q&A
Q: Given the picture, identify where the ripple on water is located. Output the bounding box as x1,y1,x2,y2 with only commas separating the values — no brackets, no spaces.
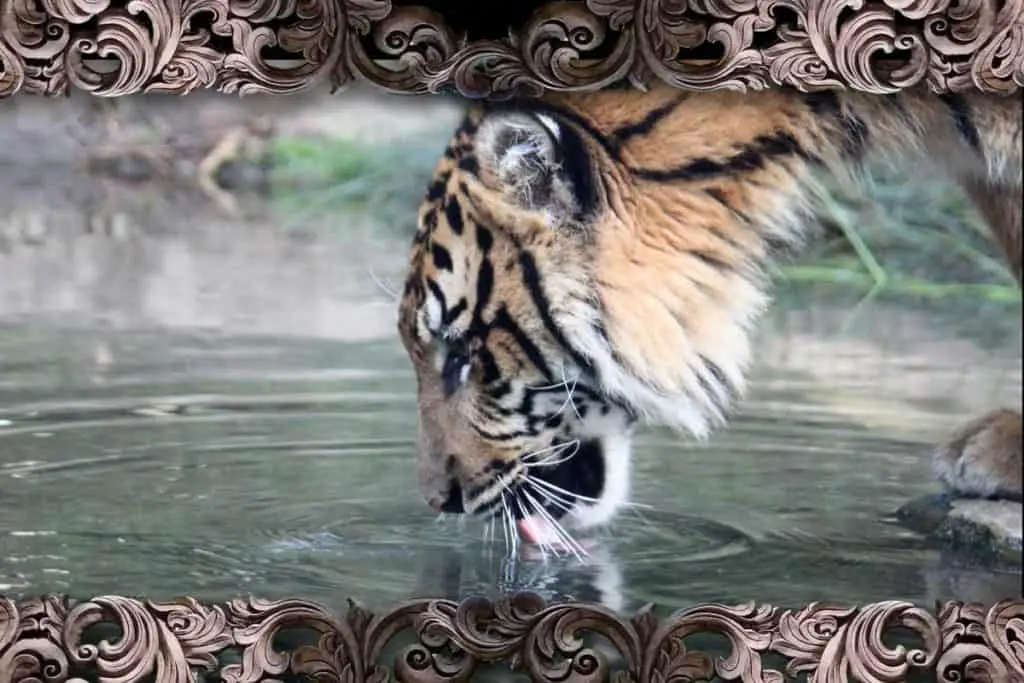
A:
0,335,1019,611
248,507,758,611
0,388,927,611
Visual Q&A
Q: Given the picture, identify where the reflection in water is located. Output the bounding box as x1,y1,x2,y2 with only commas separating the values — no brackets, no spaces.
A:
0,172,1021,614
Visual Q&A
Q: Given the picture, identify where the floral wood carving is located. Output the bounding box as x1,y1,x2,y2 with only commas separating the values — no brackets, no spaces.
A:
1,593,1022,682
0,0,1021,98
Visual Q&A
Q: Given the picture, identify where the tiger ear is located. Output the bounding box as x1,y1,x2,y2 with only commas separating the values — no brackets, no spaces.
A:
474,111,598,223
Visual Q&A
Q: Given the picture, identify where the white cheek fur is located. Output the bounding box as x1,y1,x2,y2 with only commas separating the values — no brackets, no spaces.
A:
564,410,635,531
424,291,443,332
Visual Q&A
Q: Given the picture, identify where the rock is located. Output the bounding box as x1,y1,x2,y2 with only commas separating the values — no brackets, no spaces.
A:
939,499,1023,566
896,492,953,535
898,494,1023,567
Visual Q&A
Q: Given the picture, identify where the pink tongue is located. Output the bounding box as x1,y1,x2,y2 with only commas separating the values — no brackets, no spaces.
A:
516,515,561,546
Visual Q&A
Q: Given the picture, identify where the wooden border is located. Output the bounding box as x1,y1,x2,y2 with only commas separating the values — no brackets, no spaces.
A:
1,1,1022,681
0,0,1021,98
2,592,1024,681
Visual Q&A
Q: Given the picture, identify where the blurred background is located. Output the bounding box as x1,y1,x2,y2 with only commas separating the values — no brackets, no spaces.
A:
0,86,1019,614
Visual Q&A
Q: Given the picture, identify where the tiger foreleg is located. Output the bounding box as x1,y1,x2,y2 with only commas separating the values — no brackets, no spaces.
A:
933,408,1023,503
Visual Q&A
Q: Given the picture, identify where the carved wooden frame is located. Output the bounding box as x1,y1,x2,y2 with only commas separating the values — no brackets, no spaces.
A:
1,592,1022,681
1,0,1022,681
0,0,1021,97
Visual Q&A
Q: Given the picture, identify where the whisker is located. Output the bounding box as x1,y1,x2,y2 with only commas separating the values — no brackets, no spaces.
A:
514,495,548,561
525,372,583,392
519,440,573,462
523,366,586,423
521,488,588,562
520,487,574,550
522,476,575,512
496,497,508,549
501,494,517,554
526,475,602,505
522,440,580,469
518,488,558,559
520,486,588,561
559,365,584,422
626,502,656,529
521,439,580,468
528,475,654,510
367,266,399,302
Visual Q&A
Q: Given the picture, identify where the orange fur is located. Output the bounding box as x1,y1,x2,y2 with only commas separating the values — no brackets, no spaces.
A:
398,83,1024,528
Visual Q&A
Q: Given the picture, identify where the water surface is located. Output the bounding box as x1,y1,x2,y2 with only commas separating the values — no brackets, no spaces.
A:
0,173,1021,614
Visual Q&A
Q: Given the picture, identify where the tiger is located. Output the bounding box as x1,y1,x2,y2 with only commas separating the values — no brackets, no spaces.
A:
397,81,1023,544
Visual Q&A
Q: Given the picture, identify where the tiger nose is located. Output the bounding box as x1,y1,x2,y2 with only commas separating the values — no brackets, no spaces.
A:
427,482,465,513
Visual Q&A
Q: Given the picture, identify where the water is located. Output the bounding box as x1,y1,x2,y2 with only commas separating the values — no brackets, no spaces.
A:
0,173,1020,614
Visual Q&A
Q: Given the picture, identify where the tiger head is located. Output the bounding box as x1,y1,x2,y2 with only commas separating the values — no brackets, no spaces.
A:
398,86,770,534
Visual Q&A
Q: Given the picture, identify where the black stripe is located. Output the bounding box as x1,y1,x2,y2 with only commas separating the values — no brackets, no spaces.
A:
492,98,813,190
474,401,516,425
468,490,512,518
422,207,438,233
491,307,553,382
939,93,983,153
453,111,480,140
402,277,422,304
631,132,810,182
518,387,537,417
763,232,799,260
444,196,464,235
425,279,448,324
690,249,733,272
551,116,601,221
457,156,480,175
803,92,869,159
476,225,493,252
487,379,511,398
470,258,494,331
610,94,687,142
704,187,753,228
840,112,869,159
699,355,739,404
803,91,842,118
426,177,446,202
518,249,594,374
589,308,665,421
476,347,501,385
431,244,453,271
443,298,467,326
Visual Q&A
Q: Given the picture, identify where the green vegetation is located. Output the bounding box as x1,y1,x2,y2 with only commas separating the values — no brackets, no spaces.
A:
796,167,1019,304
268,134,1020,305
267,134,449,231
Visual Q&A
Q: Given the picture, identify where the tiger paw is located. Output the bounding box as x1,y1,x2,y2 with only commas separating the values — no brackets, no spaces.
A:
933,408,1023,503
896,410,1023,567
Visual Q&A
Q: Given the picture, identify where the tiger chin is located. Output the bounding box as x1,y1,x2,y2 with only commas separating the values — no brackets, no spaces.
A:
397,82,1024,543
